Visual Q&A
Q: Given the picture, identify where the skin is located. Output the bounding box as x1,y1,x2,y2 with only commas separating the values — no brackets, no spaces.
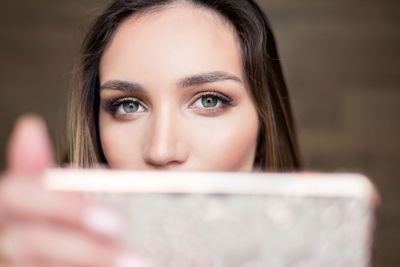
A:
99,3,259,171
0,116,153,267
0,3,259,267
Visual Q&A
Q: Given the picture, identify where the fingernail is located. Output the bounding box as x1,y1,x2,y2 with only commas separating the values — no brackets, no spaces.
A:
115,253,156,267
83,205,125,237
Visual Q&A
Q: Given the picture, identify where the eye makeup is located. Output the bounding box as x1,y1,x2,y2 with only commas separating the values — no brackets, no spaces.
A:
102,96,147,118
101,87,236,119
188,90,235,116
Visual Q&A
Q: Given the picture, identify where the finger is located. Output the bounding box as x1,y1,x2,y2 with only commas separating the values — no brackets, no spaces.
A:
0,179,124,239
0,223,155,267
0,264,70,267
6,115,54,175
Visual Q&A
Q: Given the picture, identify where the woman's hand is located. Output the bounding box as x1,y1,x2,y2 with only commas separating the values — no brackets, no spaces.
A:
0,116,154,267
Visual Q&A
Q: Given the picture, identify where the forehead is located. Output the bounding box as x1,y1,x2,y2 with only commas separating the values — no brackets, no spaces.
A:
99,3,244,84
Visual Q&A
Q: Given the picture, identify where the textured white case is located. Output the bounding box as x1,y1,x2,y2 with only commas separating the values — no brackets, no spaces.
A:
44,170,379,267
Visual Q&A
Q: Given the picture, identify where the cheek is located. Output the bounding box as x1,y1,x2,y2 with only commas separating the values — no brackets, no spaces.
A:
99,116,145,169
188,106,259,171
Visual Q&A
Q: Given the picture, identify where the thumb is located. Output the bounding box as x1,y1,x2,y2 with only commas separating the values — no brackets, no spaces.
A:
6,115,54,175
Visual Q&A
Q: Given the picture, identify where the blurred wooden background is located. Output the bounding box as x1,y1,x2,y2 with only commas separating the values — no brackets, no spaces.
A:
0,0,399,266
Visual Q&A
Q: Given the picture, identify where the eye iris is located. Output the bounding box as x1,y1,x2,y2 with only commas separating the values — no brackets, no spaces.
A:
122,102,139,113
201,96,218,108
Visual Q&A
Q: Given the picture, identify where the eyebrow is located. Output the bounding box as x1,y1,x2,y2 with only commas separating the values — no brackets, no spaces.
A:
100,71,242,92
100,80,144,93
177,71,242,88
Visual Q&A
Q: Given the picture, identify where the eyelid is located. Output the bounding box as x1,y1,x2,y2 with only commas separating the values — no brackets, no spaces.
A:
189,90,234,107
100,88,151,106
117,96,145,106
102,96,148,115
187,90,235,117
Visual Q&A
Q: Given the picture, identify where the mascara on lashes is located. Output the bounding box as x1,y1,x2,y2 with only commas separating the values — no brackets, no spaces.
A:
102,97,142,115
192,91,234,107
102,91,234,115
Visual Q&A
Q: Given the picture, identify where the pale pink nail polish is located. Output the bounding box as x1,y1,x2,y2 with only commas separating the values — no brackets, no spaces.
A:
83,205,125,237
115,253,156,267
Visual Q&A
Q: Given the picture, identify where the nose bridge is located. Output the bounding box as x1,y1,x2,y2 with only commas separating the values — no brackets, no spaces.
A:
143,102,186,167
152,104,176,149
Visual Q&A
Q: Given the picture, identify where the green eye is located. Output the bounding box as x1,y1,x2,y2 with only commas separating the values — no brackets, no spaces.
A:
201,96,219,108
122,101,139,113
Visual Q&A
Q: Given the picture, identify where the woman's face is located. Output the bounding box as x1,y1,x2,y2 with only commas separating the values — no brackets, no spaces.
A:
99,3,259,171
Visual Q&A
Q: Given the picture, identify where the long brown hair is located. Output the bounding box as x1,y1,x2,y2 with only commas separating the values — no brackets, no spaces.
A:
68,0,302,171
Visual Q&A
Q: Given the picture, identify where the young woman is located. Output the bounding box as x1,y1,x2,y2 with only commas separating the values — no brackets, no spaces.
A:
0,0,300,266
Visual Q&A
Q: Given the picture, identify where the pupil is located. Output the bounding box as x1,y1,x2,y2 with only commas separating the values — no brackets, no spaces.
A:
202,96,218,108
123,102,138,113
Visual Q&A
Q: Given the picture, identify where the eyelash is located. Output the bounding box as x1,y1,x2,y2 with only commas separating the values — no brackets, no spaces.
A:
189,91,233,114
102,91,234,117
103,97,145,116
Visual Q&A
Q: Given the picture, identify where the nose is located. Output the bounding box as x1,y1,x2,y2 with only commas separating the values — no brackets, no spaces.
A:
142,108,188,168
